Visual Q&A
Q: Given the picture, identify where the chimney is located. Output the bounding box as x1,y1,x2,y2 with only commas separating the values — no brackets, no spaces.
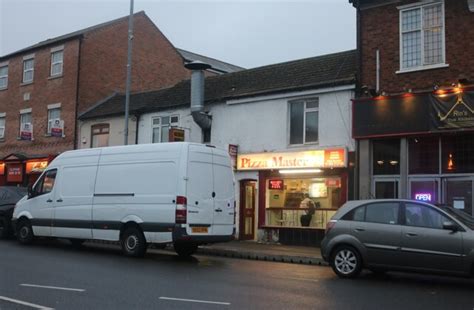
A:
185,61,212,130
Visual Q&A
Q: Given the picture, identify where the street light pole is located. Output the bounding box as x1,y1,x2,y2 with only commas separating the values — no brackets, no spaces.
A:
124,0,134,145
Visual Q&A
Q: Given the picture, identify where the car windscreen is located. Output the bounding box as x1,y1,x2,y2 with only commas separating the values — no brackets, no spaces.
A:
441,207,474,230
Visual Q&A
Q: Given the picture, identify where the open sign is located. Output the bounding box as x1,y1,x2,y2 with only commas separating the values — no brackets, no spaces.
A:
415,193,432,202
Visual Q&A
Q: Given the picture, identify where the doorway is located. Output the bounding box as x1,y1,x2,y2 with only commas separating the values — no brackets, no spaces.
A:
239,180,256,240
373,178,399,199
443,178,473,215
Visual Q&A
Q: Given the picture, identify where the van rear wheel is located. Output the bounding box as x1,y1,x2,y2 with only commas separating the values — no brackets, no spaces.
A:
121,227,147,257
174,242,198,257
16,219,34,245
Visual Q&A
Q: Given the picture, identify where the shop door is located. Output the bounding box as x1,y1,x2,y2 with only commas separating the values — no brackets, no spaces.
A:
373,179,399,199
443,178,473,215
409,178,440,204
239,181,256,240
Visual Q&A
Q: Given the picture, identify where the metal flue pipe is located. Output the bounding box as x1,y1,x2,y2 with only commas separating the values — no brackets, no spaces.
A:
185,61,212,130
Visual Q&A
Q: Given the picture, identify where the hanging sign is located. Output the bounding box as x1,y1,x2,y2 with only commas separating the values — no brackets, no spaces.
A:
431,91,474,129
51,119,64,137
20,123,33,141
268,179,284,190
7,164,23,183
237,148,347,170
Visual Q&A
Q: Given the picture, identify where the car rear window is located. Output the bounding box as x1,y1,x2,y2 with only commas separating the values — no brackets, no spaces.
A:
342,206,366,221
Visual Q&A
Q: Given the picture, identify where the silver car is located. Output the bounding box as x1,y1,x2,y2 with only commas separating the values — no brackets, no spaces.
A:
321,199,474,278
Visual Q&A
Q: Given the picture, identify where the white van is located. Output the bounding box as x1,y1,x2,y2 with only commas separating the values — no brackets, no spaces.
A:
12,142,235,257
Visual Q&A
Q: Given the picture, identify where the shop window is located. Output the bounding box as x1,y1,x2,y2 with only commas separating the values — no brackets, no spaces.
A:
265,177,340,229
91,124,109,148
289,98,319,145
152,115,179,143
408,136,439,174
373,139,400,175
375,180,399,199
441,133,474,173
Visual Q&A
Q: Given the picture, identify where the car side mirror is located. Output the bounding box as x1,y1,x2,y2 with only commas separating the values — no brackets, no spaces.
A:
442,221,458,232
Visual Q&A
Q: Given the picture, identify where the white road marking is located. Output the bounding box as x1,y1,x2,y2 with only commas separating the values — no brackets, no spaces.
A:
159,296,231,305
20,284,85,292
0,296,54,310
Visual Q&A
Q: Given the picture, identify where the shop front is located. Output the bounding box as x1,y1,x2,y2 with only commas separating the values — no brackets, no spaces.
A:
0,154,52,187
237,148,349,246
354,87,474,215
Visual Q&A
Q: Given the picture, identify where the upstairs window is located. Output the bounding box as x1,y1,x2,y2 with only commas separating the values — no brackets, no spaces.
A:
400,2,445,71
0,115,5,139
289,98,319,145
0,65,8,89
23,58,34,83
151,115,179,143
50,50,63,77
47,107,61,135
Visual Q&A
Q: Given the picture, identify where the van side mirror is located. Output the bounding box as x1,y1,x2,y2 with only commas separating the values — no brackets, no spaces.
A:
27,184,34,198
442,221,458,232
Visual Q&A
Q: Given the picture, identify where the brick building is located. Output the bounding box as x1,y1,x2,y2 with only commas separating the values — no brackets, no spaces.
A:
0,11,242,186
350,0,474,213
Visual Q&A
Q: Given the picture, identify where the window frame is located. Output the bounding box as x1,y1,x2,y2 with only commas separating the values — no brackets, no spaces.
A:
22,58,35,83
19,112,32,136
91,123,110,148
398,1,446,73
289,97,319,145
0,65,8,89
32,169,57,197
0,115,5,139
50,50,64,77
151,115,179,143
47,107,61,135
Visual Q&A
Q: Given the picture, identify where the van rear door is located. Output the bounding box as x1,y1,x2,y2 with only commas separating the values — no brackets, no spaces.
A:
186,145,214,235
212,148,235,236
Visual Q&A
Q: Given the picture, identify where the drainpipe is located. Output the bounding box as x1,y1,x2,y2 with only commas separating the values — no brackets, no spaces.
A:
185,61,212,130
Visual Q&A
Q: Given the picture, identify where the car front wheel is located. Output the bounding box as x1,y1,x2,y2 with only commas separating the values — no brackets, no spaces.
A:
330,246,362,279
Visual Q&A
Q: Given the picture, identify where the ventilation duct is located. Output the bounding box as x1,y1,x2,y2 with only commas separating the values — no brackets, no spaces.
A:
185,61,212,130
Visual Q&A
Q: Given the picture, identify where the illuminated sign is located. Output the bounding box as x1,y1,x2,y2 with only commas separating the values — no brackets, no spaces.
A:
325,178,341,188
7,165,23,183
268,179,284,190
237,148,346,170
26,161,49,174
415,193,432,202
168,128,185,142
0,163,4,175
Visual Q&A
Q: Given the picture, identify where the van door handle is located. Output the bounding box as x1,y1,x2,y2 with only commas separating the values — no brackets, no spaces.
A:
406,232,418,237
215,209,222,213
57,199,63,202
354,227,365,232
212,192,216,198
46,199,53,203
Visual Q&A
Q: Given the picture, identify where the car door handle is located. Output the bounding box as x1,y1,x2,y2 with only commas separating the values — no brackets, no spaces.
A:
354,227,365,232
46,199,53,203
57,199,63,202
406,232,418,237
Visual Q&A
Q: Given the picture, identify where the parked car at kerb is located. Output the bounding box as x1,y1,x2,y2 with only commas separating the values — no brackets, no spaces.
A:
0,186,27,238
321,199,474,278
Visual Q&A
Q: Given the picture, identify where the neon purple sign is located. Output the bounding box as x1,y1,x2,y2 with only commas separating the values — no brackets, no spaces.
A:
415,193,432,202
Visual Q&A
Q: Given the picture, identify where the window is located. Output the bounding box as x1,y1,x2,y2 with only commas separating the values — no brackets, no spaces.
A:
400,2,445,70
91,124,109,148
47,108,61,134
289,98,319,144
342,206,366,221
34,169,57,196
20,112,32,133
0,116,5,139
365,202,399,225
50,50,63,76
0,65,8,89
375,181,399,199
441,133,474,173
151,115,179,143
23,58,34,83
408,136,439,174
405,203,450,229
373,139,400,175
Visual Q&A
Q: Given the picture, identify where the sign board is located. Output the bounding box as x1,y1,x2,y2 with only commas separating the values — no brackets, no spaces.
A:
268,179,284,190
325,178,341,188
20,123,33,141
0,163,4,175
7,164,23,183
228,144,238,170
26,161,49,174
50,119,64,137
168,128,185,142
237,148,347,170
415,193,432,202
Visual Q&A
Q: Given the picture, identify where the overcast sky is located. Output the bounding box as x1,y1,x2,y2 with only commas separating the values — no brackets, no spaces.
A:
0,0,356,68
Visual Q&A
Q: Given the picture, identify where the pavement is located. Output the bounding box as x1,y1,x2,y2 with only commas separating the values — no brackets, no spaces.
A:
1,238,474,310
195,240,325,265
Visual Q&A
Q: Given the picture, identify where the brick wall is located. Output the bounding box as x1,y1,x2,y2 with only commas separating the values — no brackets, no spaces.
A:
0,39,80,157
77,12,191,113
359,0,474,94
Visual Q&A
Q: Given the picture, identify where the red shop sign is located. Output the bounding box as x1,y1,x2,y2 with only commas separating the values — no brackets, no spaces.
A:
7,164,23,183
268,179,284,190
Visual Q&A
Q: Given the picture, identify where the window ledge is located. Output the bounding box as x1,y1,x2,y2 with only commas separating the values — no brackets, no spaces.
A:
44,134,65,138
16,137,34,141
287,142,320,148
20,81,33,87
396,63,450,74
48,74,63,80
0,87,7,91
0,138,5,143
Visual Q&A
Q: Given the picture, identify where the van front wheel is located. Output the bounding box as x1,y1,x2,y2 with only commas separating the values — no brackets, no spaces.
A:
174,242,198,257
121,227,147,257
16,219,34,245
